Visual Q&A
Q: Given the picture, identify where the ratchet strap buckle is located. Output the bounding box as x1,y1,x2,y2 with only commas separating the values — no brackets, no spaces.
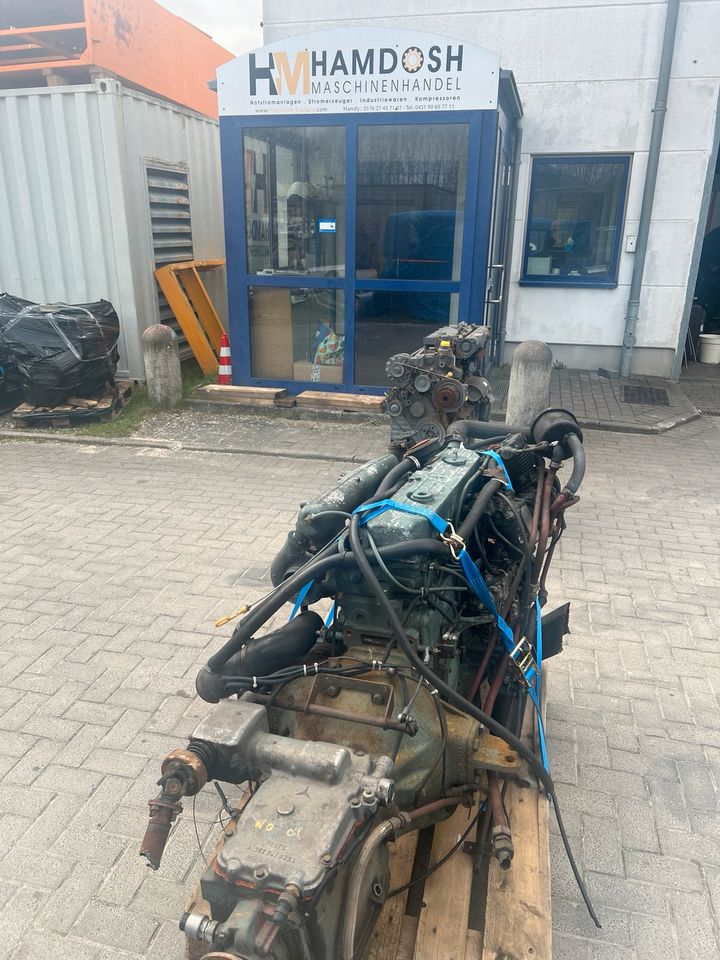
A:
440,522,466,560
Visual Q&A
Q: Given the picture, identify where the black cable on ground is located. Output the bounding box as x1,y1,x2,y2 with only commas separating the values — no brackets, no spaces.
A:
387,806,483,899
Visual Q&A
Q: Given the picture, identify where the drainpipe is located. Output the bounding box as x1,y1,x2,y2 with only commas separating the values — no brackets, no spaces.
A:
619,0,681,378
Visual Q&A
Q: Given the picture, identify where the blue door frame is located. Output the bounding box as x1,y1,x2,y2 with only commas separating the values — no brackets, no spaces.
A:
220,109,498,394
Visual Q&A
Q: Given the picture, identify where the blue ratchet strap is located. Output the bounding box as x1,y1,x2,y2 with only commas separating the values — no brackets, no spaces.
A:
353,498,550,775
478,449,514,490
288,580,314,620
527,596,549,772
353,498,516,654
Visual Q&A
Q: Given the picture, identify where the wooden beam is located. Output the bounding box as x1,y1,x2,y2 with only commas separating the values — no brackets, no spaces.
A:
364,832,419,960
480,699,552,960
414,805,478,960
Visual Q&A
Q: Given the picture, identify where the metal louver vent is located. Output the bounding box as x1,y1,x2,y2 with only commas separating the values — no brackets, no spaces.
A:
147,165,194,357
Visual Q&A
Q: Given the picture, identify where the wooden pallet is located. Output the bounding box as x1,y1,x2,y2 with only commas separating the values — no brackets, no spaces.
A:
363,704,551,960
10,383,129,429
183,705,550,960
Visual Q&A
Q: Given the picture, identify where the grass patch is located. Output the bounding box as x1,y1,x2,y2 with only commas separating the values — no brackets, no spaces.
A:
75,386,153,439
181,361,213,398
74,361,214,439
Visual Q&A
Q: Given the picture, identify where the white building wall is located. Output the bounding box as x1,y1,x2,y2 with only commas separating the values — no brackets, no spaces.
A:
262,0,720,376
0,79,227,380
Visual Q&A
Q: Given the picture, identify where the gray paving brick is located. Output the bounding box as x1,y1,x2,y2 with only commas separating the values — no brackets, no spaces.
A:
0,419,719,959
40,861,108,934
583,815,624,876
630,915,679,960
73,900,158,955
617,797,661,854
0,845,74,890
625,850,704,892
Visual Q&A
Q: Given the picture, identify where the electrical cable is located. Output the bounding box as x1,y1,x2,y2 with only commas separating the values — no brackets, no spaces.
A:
387,806,483,899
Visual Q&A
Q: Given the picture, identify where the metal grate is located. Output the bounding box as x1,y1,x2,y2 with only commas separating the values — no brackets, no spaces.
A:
147,165,194,358
621,385,670,406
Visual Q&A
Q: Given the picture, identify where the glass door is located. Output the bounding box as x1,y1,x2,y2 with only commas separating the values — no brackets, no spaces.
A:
230,112,490,393
242,125,346,386
352,122,470,387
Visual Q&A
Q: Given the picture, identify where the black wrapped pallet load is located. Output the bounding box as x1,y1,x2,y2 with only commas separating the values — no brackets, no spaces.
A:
0,293,120,407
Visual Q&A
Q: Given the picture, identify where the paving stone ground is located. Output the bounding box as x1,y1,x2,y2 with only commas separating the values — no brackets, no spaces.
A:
0,413,719,959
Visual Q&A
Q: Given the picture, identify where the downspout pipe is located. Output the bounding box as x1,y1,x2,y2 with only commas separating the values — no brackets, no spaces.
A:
619,0,681,378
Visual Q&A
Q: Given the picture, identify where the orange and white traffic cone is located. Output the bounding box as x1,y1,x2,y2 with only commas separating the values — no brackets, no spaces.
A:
217,333,232,385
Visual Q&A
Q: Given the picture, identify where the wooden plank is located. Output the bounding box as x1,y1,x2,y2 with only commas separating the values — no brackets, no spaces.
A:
464,929,483,960
195,384,287,404
363,831,419,960
480,703,552,960
155,264,218,376
296,390,386,413
181,267,225,356
413,805,477,960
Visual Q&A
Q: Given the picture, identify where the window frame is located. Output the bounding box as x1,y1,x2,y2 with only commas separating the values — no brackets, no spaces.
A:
520,153,631,289
222,110,496,394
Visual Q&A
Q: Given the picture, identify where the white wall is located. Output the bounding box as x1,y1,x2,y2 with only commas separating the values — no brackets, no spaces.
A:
261,0,720,376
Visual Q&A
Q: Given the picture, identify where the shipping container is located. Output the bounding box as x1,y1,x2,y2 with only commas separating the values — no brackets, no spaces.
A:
0,79,227,378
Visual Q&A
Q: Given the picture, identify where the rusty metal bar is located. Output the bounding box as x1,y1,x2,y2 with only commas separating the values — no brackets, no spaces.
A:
247,692,410,734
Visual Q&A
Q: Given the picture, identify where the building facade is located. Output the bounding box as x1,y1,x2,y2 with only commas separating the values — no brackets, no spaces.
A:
260,0,720,379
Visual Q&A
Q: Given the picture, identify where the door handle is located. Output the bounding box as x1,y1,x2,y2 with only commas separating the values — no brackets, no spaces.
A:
487,264,505,305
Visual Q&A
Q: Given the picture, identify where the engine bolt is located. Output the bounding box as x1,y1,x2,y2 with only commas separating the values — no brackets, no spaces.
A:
371,693,384,705
277,802,295,816
254,867,267,881
325,685,340,697
355,750,365,757
321,853,332,865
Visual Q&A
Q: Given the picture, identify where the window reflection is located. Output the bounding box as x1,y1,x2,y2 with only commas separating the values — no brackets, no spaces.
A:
356,124,469,282
524,156,629,282
354,292,458,387
244,127,345,276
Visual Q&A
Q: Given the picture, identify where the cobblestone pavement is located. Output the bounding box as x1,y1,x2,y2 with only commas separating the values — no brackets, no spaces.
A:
488,366,699,431
0,415,719,960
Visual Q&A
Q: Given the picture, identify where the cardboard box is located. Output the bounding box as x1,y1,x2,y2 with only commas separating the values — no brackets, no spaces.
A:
293,361,344,384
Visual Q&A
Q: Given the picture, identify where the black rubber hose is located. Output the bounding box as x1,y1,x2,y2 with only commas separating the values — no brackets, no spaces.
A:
562,433,586,496
448,420,531,443
197,611,325,702
203,539,449,674
457,478,502,542
347,513,601,928
373,457,418,499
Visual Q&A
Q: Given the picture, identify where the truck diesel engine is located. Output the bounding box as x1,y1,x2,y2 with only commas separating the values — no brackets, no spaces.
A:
141,400,594,958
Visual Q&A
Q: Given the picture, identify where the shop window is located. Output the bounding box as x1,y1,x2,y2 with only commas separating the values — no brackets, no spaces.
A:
356,124,469,282
521,155,630,287
243,127,345,276
249,286,344,383
354,291,459,387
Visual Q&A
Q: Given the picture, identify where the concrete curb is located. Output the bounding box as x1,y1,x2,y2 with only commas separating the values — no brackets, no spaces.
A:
0,397,702,462
0,429,366,464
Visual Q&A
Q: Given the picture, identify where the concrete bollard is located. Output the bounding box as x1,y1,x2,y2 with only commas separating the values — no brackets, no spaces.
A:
505,340,553,427
142,324,182,409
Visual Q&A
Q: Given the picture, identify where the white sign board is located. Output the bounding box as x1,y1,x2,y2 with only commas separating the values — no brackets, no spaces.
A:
217,28,499,116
